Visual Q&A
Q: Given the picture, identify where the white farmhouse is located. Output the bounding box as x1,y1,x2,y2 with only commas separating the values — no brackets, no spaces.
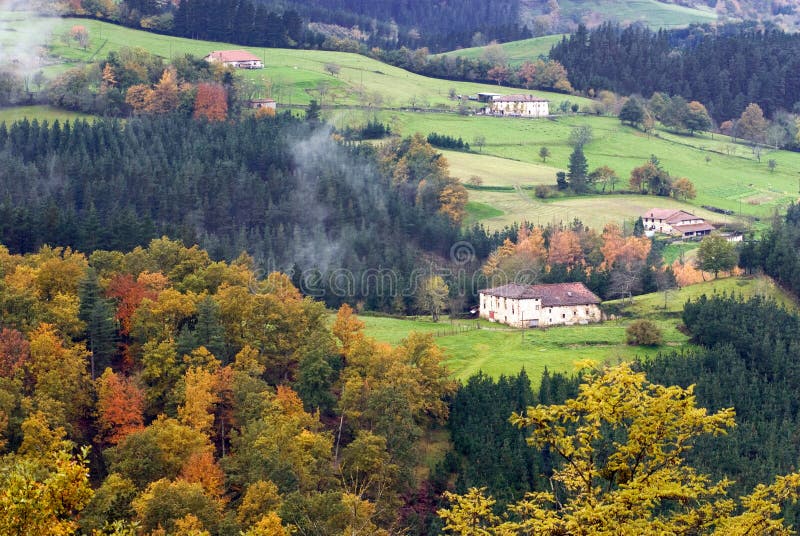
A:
487,94,549,117
479,282,601,328
204,50,264,69
643,208,714,238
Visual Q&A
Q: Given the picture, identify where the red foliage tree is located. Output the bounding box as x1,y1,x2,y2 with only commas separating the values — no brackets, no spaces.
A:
194,83,228,122
0,328,29,379
106,274,157,336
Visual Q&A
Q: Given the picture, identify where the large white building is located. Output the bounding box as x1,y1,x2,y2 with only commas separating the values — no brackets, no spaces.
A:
204,50,264,69
642,208,714,238
479,282,601,328
486,94,549,117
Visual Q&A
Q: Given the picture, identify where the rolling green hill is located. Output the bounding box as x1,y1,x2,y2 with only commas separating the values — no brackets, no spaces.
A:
437,35,565,66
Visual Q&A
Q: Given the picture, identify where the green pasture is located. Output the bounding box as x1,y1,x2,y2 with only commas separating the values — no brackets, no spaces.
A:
357,313,688,382
379,112,800,222
556,0,717,28
437,35,565,66
356,276,790,383
0,105,91,124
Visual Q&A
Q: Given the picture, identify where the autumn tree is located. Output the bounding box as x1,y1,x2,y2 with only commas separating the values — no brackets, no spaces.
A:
671,177,697,200
588,165,617,192
415,275,449,322
70,25,89,50
738,103,768,146
95,368,145,446
685,100,713,134
145,69,180,115
439,362,800,535
193,83,228,122
548,229,583,267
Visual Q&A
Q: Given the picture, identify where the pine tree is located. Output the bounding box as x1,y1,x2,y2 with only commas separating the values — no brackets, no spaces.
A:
567,145,589,193
78,267,117,379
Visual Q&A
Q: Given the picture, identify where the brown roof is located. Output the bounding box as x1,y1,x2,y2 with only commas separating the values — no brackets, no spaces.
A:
644,208,680,220
481,282,600,306
206,50,262,62
491,94,549,103
665,210,701,224
673,222,715,233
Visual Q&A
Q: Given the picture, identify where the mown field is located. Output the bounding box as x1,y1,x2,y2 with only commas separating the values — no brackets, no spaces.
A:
356,276,794,383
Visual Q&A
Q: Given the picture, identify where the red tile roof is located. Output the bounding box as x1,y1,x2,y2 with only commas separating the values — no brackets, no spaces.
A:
206,50,262,63
491,94,549,103
481,282,600,306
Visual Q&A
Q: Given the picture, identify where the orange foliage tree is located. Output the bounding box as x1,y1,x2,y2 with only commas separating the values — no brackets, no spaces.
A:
547,229,583,267
95,368,145,445
194,83,228,122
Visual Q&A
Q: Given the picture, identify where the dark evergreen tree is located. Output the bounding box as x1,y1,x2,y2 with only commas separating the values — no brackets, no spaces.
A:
567,145,589,193
78,267,118,378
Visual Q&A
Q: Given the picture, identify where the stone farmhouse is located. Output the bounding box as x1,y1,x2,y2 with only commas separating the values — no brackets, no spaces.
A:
643,208,715,239
249,98,277,111
204,50,263,69
486,94,550,117
479,282,601,328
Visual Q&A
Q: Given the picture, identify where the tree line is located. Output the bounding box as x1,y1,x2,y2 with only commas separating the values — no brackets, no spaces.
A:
550,22,800,125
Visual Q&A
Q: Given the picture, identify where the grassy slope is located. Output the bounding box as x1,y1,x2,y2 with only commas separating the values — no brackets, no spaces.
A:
13,14,585,110
437,35,565,66
358,276,794,383
378,112,800,226
555,0,717,27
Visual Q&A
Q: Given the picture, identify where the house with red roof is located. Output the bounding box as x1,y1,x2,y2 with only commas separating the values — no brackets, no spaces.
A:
479,282,601,328
204,50,263,69
643,208,715,238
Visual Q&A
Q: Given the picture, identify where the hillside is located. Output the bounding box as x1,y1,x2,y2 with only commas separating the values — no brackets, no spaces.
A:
367,111,800,228
8,14,582,110
437,35,565,66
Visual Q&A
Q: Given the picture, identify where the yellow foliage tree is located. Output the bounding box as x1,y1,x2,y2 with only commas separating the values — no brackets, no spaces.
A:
438,363,800,535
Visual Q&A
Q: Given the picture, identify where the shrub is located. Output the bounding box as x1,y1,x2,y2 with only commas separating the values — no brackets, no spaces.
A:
625,319,663,346
534,184,552,198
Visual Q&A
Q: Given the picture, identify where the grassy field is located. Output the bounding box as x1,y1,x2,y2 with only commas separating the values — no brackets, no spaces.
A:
437,35,565,66
379,112,800,223
0,105,91,124
604,275,798,316
556,0,717,27
466,191,734,230
356,276,792,383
